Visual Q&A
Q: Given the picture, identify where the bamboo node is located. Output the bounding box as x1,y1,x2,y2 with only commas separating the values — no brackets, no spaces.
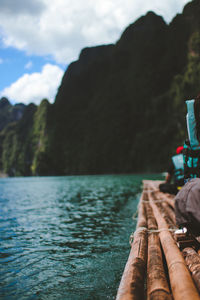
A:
168,260,187,271
129,227,177,245
129,227,148,244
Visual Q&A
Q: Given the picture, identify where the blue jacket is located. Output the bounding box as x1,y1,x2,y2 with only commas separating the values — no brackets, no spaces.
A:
172,154,184,182
184,100,200,179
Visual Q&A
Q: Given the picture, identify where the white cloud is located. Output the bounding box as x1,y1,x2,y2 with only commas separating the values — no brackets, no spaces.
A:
0,58,3,64
0,64,64,104
25,61,33,69
0,0,190,64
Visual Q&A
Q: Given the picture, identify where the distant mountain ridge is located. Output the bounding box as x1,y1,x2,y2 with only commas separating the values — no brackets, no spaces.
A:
1,0,200,176
0,97,25,131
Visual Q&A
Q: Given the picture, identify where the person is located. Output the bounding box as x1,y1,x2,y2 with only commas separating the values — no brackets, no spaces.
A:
175,94,200,236
159,146,184,195
183,94,200,180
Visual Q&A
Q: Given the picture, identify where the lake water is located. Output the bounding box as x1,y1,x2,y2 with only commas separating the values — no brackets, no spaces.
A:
0,174,163,300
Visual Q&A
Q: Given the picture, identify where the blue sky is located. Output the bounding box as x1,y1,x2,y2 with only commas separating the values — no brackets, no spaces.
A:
0,0,190,105
0,45,65,90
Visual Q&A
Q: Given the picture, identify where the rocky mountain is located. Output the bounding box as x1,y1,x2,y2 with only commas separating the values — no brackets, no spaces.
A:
0,97,25,131
1,0,200,176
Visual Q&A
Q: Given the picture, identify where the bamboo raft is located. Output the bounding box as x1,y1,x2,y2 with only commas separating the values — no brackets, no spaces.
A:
116,180,200,300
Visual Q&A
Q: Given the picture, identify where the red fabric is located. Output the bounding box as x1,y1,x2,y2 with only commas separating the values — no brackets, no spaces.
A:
176,146,184,154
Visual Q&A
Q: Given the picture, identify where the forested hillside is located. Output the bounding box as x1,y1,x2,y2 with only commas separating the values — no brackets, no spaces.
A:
1,0,200,176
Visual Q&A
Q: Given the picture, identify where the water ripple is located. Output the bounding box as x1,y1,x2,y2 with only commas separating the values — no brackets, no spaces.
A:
0,174,162,299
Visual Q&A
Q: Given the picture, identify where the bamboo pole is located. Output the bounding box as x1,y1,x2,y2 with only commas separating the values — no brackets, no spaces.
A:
116,192,148,300
146,180,174,209
146,203,172,300
154,189,174,209
148,190,200,300
182,247,200,293
150,190,175,229
147,182,176,227
161,202,176,225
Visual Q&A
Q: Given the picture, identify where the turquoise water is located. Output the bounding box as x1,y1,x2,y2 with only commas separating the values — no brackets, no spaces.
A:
0,174,163,300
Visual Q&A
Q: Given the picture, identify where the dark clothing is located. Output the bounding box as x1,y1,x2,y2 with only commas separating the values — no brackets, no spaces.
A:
175,178,200,236
167,160,184,186
167,160,174,175
159,182,179,195
159,159,184,195
183,141,200,180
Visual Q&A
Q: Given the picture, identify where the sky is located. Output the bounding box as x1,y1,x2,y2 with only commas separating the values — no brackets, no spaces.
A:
0,0,190,105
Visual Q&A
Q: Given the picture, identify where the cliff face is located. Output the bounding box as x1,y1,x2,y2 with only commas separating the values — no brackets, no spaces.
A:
51,12,170,174
0,100,50,176
1,0,200,176
0,97,25,131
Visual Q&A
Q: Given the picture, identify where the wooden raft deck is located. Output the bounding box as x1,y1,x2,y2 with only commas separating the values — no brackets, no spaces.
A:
116,180,200,300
